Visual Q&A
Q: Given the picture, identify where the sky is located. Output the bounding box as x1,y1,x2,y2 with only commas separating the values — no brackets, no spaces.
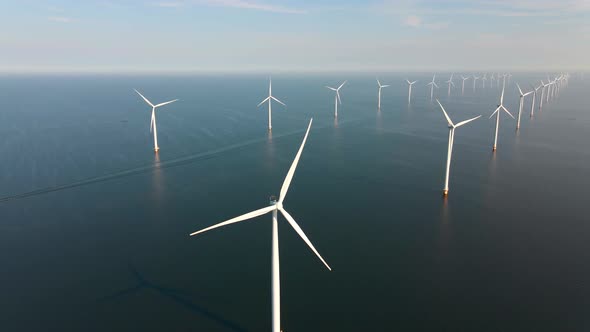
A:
0,0,589,73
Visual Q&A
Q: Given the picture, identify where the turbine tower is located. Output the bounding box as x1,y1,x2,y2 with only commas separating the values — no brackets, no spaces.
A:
446,73,455,96
189,119,330,332
516,83,533,130
436,100,481,196
134,89,178,152
530,83,542,117
472,75,480,91
460,75,469,95
258,78,286,131
489,81,515,151
406,79,418,104
326,81,347,117
426,74,439,100
376,79,390,110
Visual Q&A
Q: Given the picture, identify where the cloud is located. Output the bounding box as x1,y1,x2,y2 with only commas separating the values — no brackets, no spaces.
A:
152,2,185,7
48,16,73,23
200,0,306,14
403,15,448,30
404,15,422,27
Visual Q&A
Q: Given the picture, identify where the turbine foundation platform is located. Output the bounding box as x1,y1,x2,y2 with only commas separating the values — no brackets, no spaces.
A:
442,189,448,196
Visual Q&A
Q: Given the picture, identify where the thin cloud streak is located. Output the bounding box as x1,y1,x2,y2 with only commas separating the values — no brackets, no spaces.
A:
199,0,307,14
48,16,74,23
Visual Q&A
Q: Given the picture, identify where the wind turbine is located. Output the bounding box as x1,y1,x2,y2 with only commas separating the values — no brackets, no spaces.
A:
489,81,515,151
460,75,469,95
482,73,488,88
436,99,481,196
426,74,439,100
530,83,542,117
376,79,390,109
446,73,455,96
189,119,330,332
472,75,480,91
515,83,533,130
258,78,286,131
539,80,547,109
326,81,347,117
406,79,418,104
134,89,178,152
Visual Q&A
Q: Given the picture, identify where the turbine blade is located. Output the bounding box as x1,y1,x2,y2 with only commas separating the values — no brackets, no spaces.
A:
278,119,313,203
279,208,331,271
134,89,154,107
189,205,276,236
271,96,286,107
516,83,523,96
257,96,270,107
502,106,515,119
489,106,501,119
433,82,439,88
155,99,179,108
377,79,381,87
406,79,411,85
382,85,390,88
436,99,454,127
325,86,337,91
337,91,342,104
338,80,347,90
455,115,482,128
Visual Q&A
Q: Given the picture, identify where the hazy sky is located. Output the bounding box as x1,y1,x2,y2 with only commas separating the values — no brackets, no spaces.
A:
1,0,589,72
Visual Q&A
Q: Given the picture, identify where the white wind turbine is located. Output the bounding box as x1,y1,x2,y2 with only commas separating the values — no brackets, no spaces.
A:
489,81,515,151
189,119,330,332
436,100,481,196
530,83,542,117
376,79,390,109
326,81,347,117
258,78,286,131
426,74,439,100
539,80,548,109
460,75,469,95
446,73,455,96
472,75,480,91
482,73,488,88
515,84,533,130
134,89,179,152
406,79,418,104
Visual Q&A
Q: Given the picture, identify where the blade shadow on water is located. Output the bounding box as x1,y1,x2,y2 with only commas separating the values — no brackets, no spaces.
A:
96,264,249,332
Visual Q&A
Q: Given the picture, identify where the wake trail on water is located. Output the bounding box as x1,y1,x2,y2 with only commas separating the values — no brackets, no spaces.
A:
0,118,363,203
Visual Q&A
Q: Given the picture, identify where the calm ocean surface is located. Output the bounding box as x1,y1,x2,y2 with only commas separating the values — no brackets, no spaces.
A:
0,73,588,331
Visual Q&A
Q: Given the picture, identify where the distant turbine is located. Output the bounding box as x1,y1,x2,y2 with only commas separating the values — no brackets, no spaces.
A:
376,79,390,109
426,74,439,100
539,80,548,109
134,89,179,152
472,75,480,91
489,81,515,151
406,79,418,104
482,73,487,88
515,83,533,130
436,99,481,196
460,75,469,95
490,73,496,85
189,119,330,332
446,73,455,96
530,83,542,117
326,81,347,118
258,78,286,131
